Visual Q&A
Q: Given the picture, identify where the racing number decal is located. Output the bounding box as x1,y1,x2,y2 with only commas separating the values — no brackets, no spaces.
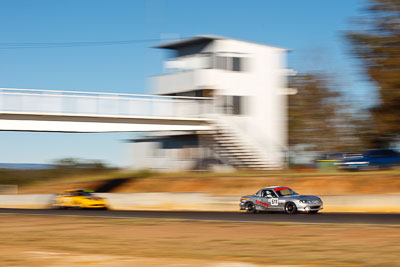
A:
271,198,279,206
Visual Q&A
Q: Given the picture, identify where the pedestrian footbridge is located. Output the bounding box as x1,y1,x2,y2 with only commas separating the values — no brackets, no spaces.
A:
0,88,214,132
0,88,282,170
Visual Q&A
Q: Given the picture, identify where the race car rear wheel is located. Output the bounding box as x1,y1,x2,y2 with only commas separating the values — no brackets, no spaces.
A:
245,202,256,213
284,202,297,214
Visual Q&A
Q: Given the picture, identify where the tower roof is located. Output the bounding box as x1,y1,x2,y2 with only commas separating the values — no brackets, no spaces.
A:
155,35,288,51
155,35,223,50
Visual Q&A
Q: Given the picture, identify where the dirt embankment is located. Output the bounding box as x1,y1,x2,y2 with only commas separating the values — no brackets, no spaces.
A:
19,171,400,196
113,175,400,196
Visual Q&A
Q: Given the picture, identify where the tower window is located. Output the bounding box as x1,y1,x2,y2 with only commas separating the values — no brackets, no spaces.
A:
232,57,241,71
215,56,243,71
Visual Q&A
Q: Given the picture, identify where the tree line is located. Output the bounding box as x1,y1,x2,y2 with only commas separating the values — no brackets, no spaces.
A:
289,0,400,157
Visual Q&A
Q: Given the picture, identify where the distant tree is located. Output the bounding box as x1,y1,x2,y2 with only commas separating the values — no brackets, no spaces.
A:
53,158,80,168
53,158,107,169
288,73,363,154
346,0,400,146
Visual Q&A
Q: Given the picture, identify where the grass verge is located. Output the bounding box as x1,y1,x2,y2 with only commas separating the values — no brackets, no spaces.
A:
0,214,399,266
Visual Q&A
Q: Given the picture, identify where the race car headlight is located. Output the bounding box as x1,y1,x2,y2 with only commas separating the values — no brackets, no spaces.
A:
299,200,310,204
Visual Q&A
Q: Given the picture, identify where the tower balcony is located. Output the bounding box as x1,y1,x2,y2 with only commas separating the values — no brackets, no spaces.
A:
152,69,222,95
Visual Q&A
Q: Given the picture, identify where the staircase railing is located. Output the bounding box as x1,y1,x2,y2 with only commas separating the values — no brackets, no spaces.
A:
211,115,284,168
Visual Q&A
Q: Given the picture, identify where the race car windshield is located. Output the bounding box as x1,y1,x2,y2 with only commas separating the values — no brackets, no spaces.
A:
276,189,298,197
77,191,92,196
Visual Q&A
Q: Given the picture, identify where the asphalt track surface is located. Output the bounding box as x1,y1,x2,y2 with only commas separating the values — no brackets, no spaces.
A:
1,208,400,225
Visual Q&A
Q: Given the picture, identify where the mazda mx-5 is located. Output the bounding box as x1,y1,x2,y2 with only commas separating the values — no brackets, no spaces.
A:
240,186,323,214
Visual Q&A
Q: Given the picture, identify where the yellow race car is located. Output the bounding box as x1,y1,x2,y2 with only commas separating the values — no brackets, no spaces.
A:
54,189,107,209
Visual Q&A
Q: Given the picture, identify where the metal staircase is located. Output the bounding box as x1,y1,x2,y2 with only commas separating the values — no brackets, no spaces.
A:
211,120,280,170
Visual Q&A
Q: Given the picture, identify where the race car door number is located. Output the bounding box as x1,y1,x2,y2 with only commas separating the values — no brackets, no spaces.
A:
271,198,279,206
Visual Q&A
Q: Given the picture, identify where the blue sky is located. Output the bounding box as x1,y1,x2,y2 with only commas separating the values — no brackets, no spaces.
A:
0,0,373,167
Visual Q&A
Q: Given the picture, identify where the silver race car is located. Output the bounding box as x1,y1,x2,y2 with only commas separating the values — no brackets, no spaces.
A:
240,186,323,214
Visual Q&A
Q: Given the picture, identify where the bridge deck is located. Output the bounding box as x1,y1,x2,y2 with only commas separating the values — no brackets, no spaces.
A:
0,88,214,132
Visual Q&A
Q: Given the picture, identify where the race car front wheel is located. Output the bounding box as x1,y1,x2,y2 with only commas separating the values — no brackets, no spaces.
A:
72,201,83,209
245,202,256,213
285,202,297,214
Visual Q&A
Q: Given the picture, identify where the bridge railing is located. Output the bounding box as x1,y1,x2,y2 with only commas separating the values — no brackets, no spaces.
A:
0,88,215,119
